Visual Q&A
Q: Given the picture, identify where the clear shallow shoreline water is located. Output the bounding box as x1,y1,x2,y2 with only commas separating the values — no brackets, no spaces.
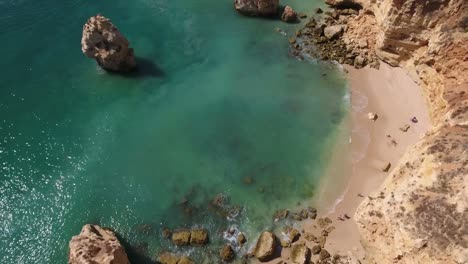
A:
0,0,348,262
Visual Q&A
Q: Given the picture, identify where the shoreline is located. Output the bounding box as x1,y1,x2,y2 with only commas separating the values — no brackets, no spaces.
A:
313,62,431,258
254,62,432,264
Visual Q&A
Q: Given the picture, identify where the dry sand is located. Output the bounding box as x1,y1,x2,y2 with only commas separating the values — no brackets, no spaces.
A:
254,62,431,263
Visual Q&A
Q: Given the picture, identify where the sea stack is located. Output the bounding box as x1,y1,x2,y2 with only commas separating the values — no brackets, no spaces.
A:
234,0,279,17
81,15,136,72
69,224,130,264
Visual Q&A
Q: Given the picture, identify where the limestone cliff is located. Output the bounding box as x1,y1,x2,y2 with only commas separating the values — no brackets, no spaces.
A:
69,224,130,264
344,0,468,263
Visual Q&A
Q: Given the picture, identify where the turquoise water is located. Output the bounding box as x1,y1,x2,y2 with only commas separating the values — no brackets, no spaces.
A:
0,0,347,263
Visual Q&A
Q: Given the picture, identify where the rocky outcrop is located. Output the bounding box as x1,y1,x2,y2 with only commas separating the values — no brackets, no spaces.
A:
81,15,136,72
219,244,235,262
290,244,311,264
234,0,279,16
254,231,277,261
356,123,468,264
337,0,468,263
281,6,298,23
69,224,130,264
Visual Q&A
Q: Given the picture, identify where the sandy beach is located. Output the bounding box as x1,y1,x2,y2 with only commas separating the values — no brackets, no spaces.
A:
255,62,431,263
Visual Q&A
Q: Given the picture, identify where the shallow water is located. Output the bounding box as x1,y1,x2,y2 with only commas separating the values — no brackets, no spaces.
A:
0,0,348,262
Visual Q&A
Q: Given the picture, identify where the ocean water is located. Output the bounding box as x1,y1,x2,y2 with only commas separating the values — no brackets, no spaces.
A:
0,0,348,263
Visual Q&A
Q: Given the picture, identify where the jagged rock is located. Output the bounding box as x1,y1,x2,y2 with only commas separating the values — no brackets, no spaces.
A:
190,228,209,245
382,162,391,172
157,252,180,264
320,249,331,260
237,232,247,245
324,25,345,40
281,6,298,23
234,0,279,16
354,55,365,68
308,207,318,219
304,232,316,242
220,244,235,262
69,225,130,264
274,209,289,221
283,226,301,243
291,244,311,264
312,244,322,254
254,231,277,261
315,7,323,14
178,256,195,264
172,229,191,246
81,15,136,72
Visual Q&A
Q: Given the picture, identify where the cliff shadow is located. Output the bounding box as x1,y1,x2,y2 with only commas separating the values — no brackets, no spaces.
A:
116,233,157,264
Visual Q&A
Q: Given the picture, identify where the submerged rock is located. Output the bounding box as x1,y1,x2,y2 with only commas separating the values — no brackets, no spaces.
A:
281,6,298,23
69,224,130,264
234,0,279,17
254,231,277,261
81,15,136,72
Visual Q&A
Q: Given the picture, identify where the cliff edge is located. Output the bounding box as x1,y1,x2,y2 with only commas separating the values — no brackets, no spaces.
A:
342,0,468,263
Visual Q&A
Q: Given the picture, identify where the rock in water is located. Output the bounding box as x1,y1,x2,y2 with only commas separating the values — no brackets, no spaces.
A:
172,229,191,245
291,244,311,264
234,0,279,17
220,244,235,262
254,231,277,261
81,15,136,72
190,228,209,245
69,224,130,264
281,6,298,23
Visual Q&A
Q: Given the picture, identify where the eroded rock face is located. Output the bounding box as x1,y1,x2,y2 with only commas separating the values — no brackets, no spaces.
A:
254,231,277,261
281,6,298,23
69,224,130,264
234,0,279,16
290,244,310,264
81,15,136,72
356,124,468,264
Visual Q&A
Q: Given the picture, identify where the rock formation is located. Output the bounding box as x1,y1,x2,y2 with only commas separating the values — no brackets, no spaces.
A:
335,0,468,263
290,244,311,264
254,231,277,261
69,224,130,264
234,0,279,16
81,15,136,72
281,6,298,23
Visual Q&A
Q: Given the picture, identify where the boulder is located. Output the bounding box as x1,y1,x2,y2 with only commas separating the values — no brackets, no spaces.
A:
81,15,136,72
178,256,195,264
312,244,322,254
323,25,345,40
157,252,180,264
283,226,300,243
234,0,279,17
254,231,277,261
281,6,298,23
69,224,130,264
172,229,191,246
367,112,378,121
291,244,311,264
237,232,247,245
190,228,209,245
220,244,235,262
